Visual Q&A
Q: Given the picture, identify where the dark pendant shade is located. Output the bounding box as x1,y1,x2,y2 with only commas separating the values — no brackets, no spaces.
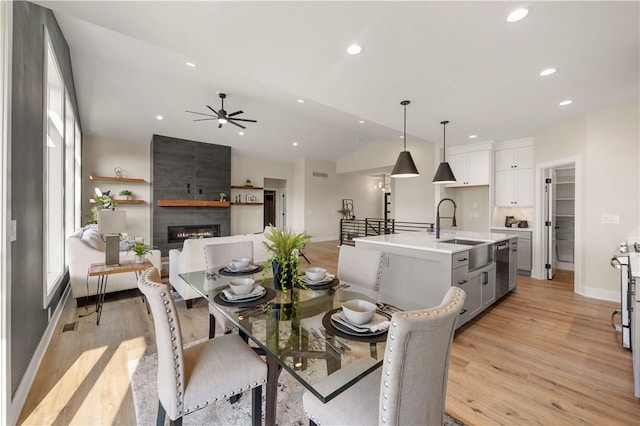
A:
391,151,419,178
432,161,457,183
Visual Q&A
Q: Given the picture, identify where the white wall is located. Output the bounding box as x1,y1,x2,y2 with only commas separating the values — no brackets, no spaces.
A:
534,102,639,300
82,136,151,242
337,137,437,223
230,153,294,235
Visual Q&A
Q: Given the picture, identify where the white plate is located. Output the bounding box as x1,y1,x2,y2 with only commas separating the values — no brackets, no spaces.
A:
330,311,390,335
220,287,266,303
302,274,335,285
224,264,260,273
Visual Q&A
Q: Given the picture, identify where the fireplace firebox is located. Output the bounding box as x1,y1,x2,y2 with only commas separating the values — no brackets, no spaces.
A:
168,224,220,243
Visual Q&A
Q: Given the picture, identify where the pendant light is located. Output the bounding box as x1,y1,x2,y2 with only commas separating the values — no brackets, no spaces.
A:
391,100,419,178
432,120,457,184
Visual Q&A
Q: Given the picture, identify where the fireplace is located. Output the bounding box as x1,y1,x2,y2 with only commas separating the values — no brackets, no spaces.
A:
168,224,220,243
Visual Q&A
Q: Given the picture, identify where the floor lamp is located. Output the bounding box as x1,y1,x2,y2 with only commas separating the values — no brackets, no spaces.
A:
98,210,127,265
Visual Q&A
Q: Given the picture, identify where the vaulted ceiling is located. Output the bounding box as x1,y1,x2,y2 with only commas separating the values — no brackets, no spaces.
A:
39,1,639,163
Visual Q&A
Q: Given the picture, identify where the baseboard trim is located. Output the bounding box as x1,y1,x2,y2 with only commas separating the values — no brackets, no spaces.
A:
582,287,618,303
10,284,70,425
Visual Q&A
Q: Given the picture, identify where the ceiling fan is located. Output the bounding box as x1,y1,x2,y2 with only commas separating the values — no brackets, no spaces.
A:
186,93,257,129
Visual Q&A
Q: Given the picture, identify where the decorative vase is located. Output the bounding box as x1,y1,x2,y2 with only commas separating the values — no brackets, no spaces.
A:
272,260,295,291
135,255,145,263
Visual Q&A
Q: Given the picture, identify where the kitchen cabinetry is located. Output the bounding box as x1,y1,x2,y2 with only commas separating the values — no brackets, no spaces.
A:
465,262,496,320
494,140,534,207
446,149,491,187
495,165,533,206
491,228,532,274
495,146,533,171
452,252,470,325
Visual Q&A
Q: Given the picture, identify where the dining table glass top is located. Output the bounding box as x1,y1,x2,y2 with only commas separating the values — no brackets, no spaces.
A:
178,269,388,402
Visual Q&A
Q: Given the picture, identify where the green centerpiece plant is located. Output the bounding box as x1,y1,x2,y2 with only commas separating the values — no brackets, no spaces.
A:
128,241,152,263
263,226,310,292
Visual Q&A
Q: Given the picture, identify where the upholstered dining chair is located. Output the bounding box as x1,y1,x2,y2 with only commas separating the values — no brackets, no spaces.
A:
204,240,254,338
138,267,267,426
302,286,466,426
335,245,384,302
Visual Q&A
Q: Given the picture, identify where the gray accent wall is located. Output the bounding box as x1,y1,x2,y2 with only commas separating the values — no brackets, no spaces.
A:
151,134,231,255
10,1,79,394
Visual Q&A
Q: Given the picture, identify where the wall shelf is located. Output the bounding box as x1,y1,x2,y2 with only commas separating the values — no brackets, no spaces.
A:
231,202,264,206
231,185,264,190
157,200,230,207
89,198,146,204
89,175,147,184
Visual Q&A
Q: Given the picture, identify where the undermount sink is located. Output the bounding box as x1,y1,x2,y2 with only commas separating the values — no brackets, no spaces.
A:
440,238,487,246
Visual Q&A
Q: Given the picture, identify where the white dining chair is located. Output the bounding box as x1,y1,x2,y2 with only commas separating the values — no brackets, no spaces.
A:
336,245,384,302
302,286,466,426
204,240,254,338
138,267,267,426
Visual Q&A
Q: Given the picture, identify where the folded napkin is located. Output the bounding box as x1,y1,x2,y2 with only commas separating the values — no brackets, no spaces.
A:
303,273,335,285
333,311,391,333
221,284,265,301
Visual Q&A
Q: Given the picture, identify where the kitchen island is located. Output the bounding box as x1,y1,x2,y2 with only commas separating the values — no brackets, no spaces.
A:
354,231,517,327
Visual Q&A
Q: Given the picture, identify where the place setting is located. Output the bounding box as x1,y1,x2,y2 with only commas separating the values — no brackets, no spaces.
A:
321,299,393,343
213,277,276,308
295,267,338,290
217,257,264,276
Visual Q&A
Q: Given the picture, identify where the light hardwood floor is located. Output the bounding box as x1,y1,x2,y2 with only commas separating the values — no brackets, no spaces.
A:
18,241,640,425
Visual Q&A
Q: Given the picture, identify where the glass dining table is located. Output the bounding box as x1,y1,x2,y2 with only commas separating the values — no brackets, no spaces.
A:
178,269,389,426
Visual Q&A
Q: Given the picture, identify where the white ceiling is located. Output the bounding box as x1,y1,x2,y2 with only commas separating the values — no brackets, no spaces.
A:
38,1,639,163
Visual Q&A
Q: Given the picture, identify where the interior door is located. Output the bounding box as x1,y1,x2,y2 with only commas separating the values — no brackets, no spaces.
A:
263,190,276,228
544,170,556,279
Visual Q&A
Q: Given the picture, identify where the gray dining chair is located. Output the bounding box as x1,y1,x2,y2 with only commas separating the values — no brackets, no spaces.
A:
204,240,254,338
302,286,466,426
138,267,267,426
335,245,384,302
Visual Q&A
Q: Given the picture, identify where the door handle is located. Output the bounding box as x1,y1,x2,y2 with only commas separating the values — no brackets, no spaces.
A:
482,272,488,285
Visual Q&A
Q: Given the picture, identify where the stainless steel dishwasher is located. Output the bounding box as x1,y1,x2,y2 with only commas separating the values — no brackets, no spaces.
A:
495,238,517,299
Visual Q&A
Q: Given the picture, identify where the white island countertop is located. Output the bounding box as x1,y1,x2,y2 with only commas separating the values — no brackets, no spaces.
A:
353,230,515,254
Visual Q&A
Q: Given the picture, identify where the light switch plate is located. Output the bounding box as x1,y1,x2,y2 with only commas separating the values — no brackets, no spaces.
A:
10,220,16,241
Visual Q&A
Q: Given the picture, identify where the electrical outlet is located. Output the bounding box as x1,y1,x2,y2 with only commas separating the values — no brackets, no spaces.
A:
601,214,620,224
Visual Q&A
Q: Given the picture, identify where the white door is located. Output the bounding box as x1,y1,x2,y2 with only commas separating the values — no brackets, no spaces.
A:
544,170,556,279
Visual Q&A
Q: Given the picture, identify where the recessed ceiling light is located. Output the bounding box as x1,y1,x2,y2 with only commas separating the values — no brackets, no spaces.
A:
185,62,197,67
540,68,556,76
292,142,298,146
359,120,365,124
297,99,305,104
156,115,164,120
347,44,362,55
507,8,529,23
469,134,477,139
559,100,573,106
238,131,245,136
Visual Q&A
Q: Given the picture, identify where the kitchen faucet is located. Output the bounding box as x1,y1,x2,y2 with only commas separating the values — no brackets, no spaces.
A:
436,198,457,239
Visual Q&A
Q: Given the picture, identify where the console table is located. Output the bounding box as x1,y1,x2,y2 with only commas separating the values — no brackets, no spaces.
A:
88,260,154,325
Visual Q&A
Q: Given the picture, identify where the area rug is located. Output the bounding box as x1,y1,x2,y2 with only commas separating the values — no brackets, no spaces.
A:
129,346,466,425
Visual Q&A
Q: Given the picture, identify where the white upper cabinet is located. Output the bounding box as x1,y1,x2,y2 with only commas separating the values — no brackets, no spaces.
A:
495,145,533,171
494,139,534,206
445,144,492,187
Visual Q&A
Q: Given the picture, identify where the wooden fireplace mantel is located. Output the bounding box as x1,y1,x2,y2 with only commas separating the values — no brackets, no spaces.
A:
157,200,230,207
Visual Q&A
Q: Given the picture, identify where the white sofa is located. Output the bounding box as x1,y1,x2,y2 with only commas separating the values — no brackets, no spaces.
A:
67,227,162,305
169,232,269,307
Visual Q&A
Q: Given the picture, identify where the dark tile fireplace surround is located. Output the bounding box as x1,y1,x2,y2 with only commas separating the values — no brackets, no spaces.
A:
151,135,231,255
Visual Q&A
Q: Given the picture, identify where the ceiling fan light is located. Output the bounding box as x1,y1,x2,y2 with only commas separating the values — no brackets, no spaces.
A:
218,117,228,124
432,162,457,184
391,151,419,178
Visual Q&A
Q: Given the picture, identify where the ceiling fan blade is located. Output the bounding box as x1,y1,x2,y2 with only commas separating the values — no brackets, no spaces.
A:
230,118,257,123
218,123,223,129
193,118,217,121
227,120,246,129
228,110,244,117
208,108,220,116
186,110,216,117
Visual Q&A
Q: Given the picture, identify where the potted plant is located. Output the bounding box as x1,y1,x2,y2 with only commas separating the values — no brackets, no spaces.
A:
128,241,152,263
118,189,133,200
337,207,351,220
263,226,310,291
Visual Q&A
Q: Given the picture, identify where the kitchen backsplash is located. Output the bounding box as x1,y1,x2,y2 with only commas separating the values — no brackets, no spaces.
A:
493,207,533,228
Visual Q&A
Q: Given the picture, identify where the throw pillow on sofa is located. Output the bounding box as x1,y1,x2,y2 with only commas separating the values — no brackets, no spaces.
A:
81,229,106,251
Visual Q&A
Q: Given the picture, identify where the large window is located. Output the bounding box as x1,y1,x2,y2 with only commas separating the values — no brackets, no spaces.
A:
44,31,80,305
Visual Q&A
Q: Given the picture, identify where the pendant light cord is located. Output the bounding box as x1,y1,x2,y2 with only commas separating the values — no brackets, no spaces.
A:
441,120,449,157
401,100,410,151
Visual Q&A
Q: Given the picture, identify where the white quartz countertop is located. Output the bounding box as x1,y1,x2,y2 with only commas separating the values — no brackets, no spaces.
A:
490,226,533,233
353,231,514,254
